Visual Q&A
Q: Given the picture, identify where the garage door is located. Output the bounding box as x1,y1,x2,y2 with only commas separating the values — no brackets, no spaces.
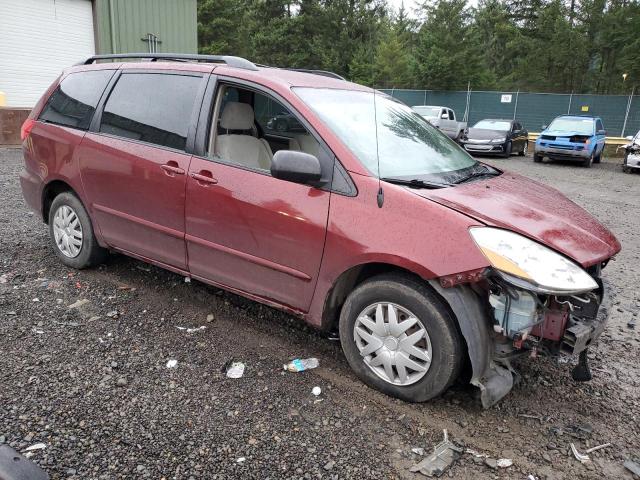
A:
0,0,95,108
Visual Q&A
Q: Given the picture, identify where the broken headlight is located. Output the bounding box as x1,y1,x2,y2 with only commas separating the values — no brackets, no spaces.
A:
469,227,598,295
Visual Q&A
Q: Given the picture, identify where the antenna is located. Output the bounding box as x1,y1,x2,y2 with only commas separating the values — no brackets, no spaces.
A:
373,87,384,208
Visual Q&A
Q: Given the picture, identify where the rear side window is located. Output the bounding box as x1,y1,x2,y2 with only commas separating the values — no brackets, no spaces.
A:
100,73,201,151
39,70,114,130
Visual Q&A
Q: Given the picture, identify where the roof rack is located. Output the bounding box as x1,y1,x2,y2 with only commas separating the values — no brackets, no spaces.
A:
284,68,346,81
78,53,259,71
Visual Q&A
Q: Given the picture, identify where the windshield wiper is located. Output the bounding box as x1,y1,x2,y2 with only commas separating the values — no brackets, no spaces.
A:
381,177,450,189
453,164,501,184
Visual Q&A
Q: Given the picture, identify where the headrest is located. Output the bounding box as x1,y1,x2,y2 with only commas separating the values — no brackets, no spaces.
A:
220,102,254,130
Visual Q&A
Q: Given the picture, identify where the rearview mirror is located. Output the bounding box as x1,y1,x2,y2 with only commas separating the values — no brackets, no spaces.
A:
441,113,448,119
271,150,322,185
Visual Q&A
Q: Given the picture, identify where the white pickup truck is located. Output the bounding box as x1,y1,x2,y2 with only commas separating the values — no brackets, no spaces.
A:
412,105,467,141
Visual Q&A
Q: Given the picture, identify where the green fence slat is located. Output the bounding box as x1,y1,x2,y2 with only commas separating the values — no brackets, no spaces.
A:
381,89,640,136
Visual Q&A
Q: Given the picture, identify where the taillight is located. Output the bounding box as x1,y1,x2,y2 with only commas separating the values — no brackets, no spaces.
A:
20,118,35,141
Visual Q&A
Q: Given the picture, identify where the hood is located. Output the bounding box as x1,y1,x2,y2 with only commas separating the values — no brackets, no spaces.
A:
413,173,620,267
465,128,507,140
541,129,593,138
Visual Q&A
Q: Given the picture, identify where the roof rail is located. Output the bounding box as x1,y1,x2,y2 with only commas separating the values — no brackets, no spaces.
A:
285,68,346,81
78,53,259,71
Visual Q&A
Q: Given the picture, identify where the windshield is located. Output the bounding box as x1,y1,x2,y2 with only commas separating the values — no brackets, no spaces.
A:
473,119,511,131
412,106,441,117
548,117,594,135
294,88,476,181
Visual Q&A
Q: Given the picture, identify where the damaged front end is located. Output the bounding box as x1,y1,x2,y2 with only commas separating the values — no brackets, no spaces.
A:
432,228,614,408
432,265,610,408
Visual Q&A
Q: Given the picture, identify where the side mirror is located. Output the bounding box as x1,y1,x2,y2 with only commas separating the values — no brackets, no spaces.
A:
271,150,322,185
598,129,606,136
626,135,634,141
441,113,448,119
541,124,548,130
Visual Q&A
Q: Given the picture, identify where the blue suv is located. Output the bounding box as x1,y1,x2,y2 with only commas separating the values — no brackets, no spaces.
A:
534,115,606,167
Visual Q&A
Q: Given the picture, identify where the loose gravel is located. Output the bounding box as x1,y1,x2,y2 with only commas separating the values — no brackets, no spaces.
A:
1,148,638,479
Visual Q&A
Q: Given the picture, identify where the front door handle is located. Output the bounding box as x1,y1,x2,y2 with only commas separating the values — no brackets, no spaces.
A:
161,163,185,175
190,171,218,185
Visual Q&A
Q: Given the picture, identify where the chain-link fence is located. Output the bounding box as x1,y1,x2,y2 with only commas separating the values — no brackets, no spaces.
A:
380,89,639,137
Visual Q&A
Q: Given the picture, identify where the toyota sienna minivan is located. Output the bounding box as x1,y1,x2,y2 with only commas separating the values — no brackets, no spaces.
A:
20,54,621,407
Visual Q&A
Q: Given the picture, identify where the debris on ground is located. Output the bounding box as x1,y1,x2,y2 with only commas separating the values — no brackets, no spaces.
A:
624,460,640,476
206,314,214,322
67,299,89,309
496,458,513,468
517,413,550,424
283,358,319,372
570,443,589,463
565,424,593,439
23,443,47,452
106,310,119,319
410,429,462,477
166,359,178,369
236,457,246,464
176,325,206,333
311,386,322,396
225,360,245,379
184,277,191,283
570,442,611,464
412,447,425,456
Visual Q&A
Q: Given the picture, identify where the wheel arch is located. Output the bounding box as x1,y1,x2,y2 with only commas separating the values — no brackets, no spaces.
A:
41,179,76,223
321,262,422,332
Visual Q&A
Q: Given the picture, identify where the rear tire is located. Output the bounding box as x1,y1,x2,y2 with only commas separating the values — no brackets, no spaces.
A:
338,273,464,403
519,141,528,156
48,192,107,269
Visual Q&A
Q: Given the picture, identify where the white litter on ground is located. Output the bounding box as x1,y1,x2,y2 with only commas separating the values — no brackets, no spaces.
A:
166,359,178,369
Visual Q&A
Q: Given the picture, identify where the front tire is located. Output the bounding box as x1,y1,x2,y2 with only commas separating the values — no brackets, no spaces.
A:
594,148,602,164
583,151,594,168
533,153,543,162
48,192,107,269
338,273,463,403
502,141,512,158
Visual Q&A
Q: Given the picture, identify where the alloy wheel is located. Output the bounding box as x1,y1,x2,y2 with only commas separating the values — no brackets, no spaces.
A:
52,205,83,258
353,302,432,386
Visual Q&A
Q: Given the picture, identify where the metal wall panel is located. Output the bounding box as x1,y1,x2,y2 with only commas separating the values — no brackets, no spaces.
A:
95,0,197,55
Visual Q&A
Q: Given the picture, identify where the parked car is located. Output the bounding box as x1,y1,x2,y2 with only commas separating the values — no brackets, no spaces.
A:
20,53,621,408
266,111,305,133
534,115,606,167
460,118,528,158
621,131,640,173
412,105,466,140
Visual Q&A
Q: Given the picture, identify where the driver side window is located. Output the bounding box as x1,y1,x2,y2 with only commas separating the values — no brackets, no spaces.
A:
208,84,322,174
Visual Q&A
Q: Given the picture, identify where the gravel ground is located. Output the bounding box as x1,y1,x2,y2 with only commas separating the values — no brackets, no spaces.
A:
1,147,638,479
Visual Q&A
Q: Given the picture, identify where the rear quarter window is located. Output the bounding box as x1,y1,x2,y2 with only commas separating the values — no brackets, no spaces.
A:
39,70,115,130
99,73,202,151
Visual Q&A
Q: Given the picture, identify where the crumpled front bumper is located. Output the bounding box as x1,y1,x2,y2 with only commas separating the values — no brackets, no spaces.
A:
561,278,610,355
535,143,591,159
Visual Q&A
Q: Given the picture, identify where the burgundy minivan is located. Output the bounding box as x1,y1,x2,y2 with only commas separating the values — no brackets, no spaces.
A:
20,54,621,407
